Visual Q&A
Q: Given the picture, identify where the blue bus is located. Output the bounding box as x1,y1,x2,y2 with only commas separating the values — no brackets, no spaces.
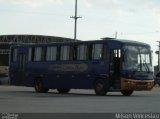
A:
9,38,155,96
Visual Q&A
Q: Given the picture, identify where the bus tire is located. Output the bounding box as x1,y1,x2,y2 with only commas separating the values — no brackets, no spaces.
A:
34,79,49,93
57,88,70,94
94,79,107,96
121,90,133,96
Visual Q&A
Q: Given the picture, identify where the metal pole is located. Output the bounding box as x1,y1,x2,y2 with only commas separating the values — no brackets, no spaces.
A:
74,0,78,41
71,0,82,41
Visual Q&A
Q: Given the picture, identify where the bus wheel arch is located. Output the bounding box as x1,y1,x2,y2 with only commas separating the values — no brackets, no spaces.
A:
94,78,108,96
34,77,49,93
121,90,133,96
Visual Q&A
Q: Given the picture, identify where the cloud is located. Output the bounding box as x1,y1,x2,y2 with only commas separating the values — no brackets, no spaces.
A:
9,0,63,8
85,1,92,8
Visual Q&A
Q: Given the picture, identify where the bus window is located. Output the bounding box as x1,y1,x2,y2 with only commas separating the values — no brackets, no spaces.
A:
11,48,18,62
77,45,88,60
34,47,45,61
34,47,41,61
60,46,70,60
114,49,121,58
46,46,57,61
92,44,103,60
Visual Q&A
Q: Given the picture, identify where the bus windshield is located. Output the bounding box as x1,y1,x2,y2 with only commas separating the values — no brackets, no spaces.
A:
122,45,153,72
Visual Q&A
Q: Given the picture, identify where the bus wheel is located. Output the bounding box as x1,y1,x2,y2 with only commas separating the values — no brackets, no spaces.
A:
94,79,107,96
121,90,133,96
57,88,70,94
34,79,49,93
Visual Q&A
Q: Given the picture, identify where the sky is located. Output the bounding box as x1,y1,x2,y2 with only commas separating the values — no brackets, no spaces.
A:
0,0,160,66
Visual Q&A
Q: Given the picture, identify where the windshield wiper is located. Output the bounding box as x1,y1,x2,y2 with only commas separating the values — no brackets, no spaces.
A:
144,63,150,72
142,58,150,72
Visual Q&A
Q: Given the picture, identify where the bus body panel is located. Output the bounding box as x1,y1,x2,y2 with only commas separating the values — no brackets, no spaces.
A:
23,60,108,89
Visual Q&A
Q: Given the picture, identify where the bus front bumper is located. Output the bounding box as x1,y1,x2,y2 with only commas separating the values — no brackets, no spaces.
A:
121,78,155,91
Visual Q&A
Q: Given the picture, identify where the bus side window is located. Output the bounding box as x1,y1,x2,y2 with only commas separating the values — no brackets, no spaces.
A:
77,45,88,60
92,44,103,60
34,47,40,61
46,46,57,61
34,47,42,61
11,48,18,62
60,45,70,61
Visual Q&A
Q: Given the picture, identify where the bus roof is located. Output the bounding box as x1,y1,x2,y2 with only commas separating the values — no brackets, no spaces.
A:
109,39,150,46
11,38,150,48
101,37,149,46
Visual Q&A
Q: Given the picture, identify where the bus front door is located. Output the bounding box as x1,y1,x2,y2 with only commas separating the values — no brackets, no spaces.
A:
109,49,121,89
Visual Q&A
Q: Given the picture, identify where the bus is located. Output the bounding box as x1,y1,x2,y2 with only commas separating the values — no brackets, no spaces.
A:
9,38,155,96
